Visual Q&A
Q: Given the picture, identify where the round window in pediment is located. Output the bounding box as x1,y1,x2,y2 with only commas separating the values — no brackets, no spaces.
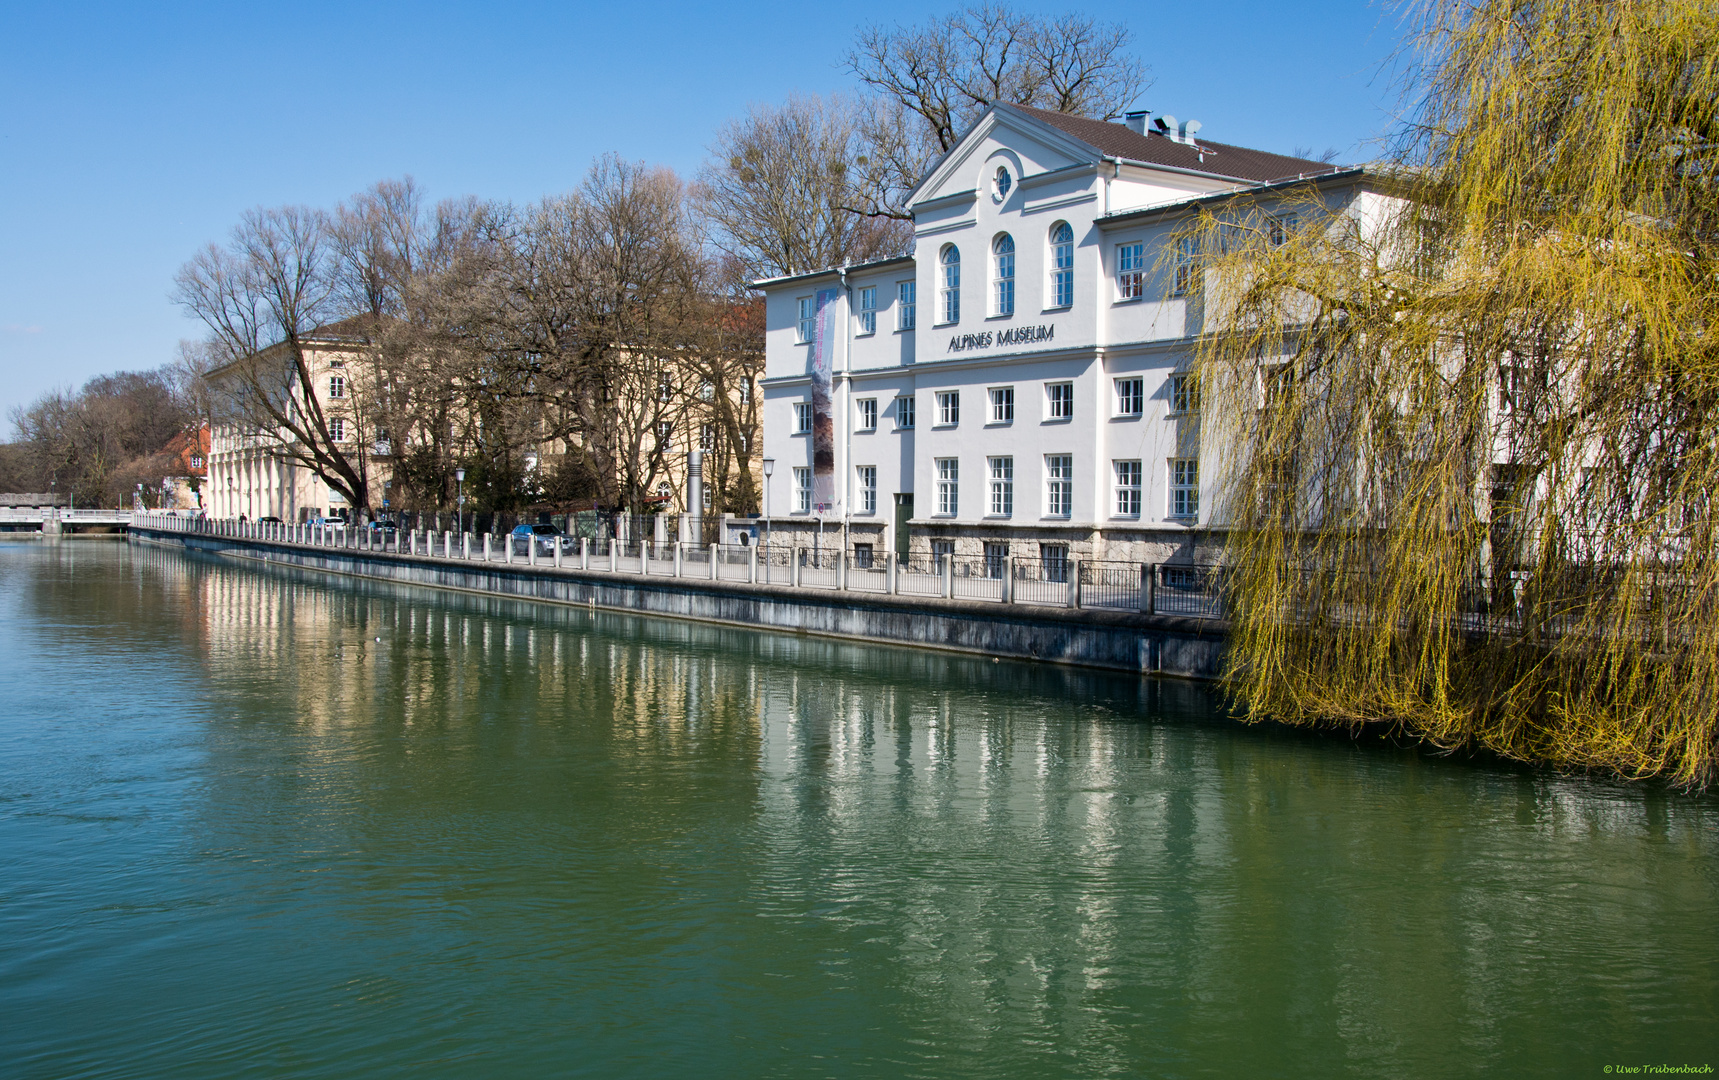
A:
992,165,1013,203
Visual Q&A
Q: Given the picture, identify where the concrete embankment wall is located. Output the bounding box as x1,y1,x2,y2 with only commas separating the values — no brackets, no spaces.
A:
128,526,1227,679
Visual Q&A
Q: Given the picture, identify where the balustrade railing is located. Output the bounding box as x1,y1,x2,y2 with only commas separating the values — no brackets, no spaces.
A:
127,514,1227,618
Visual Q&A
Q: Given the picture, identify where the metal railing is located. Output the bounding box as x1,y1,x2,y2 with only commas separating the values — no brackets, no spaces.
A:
129,514,1227,619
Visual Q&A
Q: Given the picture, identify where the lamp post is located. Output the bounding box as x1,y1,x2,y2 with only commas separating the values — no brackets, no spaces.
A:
761,457,774,549
455,468,466,535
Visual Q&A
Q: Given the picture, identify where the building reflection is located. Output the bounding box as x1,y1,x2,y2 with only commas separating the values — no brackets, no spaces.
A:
91,542,1719,1071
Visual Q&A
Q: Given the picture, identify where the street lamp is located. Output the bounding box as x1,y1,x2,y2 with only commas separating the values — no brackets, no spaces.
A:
761,457,774,549
455,468,466,535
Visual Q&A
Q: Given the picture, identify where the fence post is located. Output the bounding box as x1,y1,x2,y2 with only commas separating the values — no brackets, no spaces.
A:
748,544,757,584
580,537,589,571
1071,559,1083,609
640,540,650,575
942,557,953,600
483,533,491,561
610,540,617,574
887,552,898,595
529,537,538,567
838,552,848,591
793,547,802,588
710,543,718,581
1141,562,1156,615
1003,557,1014,604
674,541,683,578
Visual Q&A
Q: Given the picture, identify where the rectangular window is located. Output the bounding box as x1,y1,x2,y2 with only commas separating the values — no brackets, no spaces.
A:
937,391,959,426
793,467,812,513
1173,236,1200,296
699,381,715,402
857,465,877,514
859,286,877,335
1498,362,1527,414
700,424,717,452
1268,214,1298,247
1263,364,1294,411
936,458,959,516
931,539,955,570
1170,458,1199,519
988,386,1014,424
1046,382,1073,420
857,398,877,431
1170,372,1200,414
984,541,1009,579
1117,241,1145,299
1045,454,1073,517
794,401,813,433
328,375,346,399
1115,377,1144,416
1115,460,1142,517
853,542,875,568
896,395,915,429
988,456,1013,517
1040,543,1069,584
657,372,674,403
328,417,347,442
897,281,916,331
738,379,752,404
797,296,816,343
656,420,673,440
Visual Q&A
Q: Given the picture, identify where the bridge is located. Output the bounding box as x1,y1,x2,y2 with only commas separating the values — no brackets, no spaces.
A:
0,508,137,533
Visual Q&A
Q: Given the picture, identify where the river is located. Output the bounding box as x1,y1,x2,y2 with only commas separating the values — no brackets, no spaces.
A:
1,541,1714,1078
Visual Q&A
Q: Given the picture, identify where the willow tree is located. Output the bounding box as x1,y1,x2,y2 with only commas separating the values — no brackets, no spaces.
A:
1186,0,1719,785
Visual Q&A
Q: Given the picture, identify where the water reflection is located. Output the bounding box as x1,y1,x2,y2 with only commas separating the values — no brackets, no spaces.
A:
3,542,1715,1080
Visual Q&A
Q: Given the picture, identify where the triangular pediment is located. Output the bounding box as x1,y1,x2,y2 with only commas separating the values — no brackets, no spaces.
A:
907,105,1104,208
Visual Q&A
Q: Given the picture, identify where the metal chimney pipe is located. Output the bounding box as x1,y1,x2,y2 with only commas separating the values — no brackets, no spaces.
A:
1124,110,1150,135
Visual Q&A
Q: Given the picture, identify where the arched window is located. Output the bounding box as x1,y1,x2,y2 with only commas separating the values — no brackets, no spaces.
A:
993,165,1013,202
993,234,1015,317
1050,222,1074,308
940,245,961,324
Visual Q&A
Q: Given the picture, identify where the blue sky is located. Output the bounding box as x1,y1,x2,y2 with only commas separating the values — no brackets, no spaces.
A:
0,0,1404,433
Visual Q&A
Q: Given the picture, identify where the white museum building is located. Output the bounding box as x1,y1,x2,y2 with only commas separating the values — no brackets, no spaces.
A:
756,103,1379,570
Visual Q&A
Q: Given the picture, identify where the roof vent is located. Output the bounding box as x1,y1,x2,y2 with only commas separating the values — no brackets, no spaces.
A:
1150,115,1204,146
1124,110,1150,135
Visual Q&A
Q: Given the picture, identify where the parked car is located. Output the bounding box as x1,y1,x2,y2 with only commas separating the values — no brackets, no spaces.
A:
510,523,567,556
257,515,283,524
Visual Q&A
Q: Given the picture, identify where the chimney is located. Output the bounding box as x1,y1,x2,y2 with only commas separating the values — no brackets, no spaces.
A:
1181,119,1203,145
1155,115,1178,140
1124,110,1150,135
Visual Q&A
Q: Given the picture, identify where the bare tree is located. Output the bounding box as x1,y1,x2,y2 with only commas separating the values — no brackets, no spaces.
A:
174,206,384,513
844,5,1152,219
328,179,483,513
9,368,193,506
696,95,912,280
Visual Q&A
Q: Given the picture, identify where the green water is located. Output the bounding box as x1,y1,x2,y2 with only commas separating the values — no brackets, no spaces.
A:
1,542,1714,1079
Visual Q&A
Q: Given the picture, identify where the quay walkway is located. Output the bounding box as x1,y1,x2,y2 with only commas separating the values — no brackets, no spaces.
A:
130,514,1228,678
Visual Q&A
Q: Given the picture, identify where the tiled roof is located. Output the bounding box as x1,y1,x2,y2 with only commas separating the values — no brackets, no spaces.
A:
1005,104,1344,185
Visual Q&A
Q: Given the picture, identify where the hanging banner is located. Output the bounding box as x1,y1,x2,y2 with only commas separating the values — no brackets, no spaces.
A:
809,287,840,509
